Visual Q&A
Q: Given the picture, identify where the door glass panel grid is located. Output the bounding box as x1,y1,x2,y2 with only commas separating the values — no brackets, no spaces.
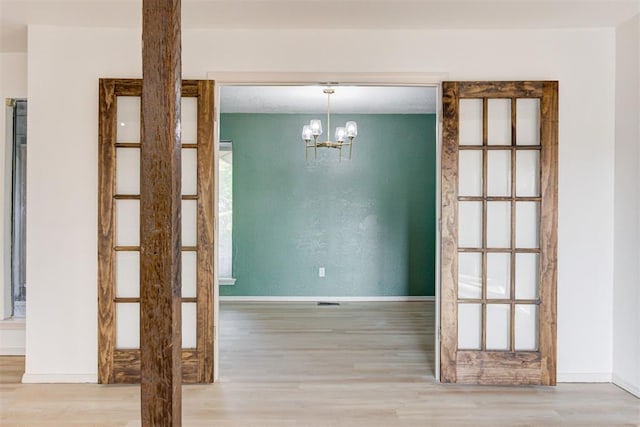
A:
99,79,216,384
457,95,543,353
112,92,202,354
444,81,557,385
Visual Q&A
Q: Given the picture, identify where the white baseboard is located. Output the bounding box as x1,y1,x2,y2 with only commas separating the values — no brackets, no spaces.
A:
557,372,612,383
612,374,640,398
0,346,25,355
21,373,97,384
0,319,26,355
219,296,435,302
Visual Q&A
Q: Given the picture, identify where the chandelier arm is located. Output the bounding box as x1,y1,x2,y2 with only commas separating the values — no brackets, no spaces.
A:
327,91,331,143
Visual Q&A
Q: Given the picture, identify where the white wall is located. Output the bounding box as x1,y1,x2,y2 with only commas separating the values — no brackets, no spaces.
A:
0,52,4,321
0,52,27,320
0,52,27,355
25,25,615,382
613,14,640,398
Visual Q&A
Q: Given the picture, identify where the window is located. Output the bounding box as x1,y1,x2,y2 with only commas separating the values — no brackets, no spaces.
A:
219,140,234,284
10,99,27,318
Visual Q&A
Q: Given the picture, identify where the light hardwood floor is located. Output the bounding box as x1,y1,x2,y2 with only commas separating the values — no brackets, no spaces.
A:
1,302,639,426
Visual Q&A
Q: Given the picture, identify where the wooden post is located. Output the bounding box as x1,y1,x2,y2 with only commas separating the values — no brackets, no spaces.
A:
140,0,182,425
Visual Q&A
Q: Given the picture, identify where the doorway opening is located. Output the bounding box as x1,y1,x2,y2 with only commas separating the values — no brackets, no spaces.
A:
7,99,27,319
215,83,440,381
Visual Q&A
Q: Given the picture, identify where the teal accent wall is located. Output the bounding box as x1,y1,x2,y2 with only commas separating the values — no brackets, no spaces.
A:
220,113,436,297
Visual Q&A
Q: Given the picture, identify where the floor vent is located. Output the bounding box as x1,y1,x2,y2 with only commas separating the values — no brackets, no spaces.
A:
317,302,340,306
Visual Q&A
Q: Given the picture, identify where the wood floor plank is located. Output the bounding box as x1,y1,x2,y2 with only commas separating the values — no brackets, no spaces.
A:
1,302,639,426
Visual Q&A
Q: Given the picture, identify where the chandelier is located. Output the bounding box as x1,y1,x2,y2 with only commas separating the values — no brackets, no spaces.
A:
301,88,358,161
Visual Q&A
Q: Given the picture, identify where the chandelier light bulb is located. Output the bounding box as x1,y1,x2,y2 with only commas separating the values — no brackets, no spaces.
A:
345,121,358,138
335,127,346,143
302,125,313,141
310,119,323,136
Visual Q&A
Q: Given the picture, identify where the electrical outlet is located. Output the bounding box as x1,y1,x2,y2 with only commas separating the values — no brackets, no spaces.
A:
318,267,325,278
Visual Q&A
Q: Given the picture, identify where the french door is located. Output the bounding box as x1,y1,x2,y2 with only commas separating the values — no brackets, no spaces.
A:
440,81,558,385
98,79,216,384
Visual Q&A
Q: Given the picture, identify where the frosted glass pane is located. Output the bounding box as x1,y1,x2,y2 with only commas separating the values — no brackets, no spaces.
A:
116,251,139,298
459,150,482,196
486,304,510,350
488,99,511,145
516,99,540,146
116,97,141,143
116,200,139,246
516,150,540,196
487,202,511,248
458,252,482,299
458,303,482,350
458,202,482,248
487,150,511,196
182,303,197,348
116,148,140,195
515,253,539,299
182,200,197,247
487,253,511,299
516,202,539,248
181,97,198,144
182,148,198,196
182,251,197,298
459,99,483,146
116,303,139,349
515,305,538,351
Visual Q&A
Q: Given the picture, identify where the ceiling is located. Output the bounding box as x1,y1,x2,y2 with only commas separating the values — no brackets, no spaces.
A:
219,86,437,114
1,0,639,52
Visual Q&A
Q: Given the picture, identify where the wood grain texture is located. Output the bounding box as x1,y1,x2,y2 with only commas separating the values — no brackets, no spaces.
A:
510,97,517,353
111,79,198,97
98,79,215,388
458,196,542,202
196,80,215,383
441,81,559,385
458,247,540,253
97,79,117,384
459,145,541,150
0,355,24,384
113,350,200,384
3,303,640,426
114,297,197,303
140,0,183,424
114,195,199,200
457,81,544,98
539,81,559,386
481,97,488,351
456,351,542,385
440,81,459,383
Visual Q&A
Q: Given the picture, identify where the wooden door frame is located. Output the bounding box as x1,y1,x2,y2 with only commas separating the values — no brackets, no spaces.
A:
98,78,215,384
207,71,447,381
440,81,558,385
